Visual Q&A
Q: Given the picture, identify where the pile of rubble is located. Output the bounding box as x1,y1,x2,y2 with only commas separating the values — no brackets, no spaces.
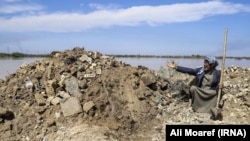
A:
0,47,249,141
0,47,170,140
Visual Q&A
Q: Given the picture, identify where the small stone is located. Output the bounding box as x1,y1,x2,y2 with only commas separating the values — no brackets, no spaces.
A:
83,101,95,112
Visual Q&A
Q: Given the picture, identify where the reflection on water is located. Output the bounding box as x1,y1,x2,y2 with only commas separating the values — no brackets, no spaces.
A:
0,57,249,79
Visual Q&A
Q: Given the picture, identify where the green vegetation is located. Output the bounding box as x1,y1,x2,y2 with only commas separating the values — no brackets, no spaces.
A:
0,52,50,58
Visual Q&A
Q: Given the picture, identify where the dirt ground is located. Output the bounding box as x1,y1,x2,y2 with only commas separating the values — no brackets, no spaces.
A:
0,48,249,141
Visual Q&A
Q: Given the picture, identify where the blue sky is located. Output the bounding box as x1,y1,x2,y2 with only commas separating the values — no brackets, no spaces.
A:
0,0,250,57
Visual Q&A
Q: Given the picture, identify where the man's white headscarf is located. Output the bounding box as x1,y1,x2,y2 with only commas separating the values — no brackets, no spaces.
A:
205,56,219,67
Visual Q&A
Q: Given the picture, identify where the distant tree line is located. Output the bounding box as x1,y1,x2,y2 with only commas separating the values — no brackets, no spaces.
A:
0,52,50,58
109,54,250,60
109,54,205,58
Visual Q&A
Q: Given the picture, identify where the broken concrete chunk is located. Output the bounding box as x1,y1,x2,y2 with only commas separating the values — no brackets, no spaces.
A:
59,73,71,87
54,111,63,119
47,96,62,105
24,77,33,92
83,101,95,112
20,62,29,69
65,76,82,97
92,51,100,59
96,68,102,75
60,97,83,117
79,54,92,64
84,73,96,78
141,73,156,86
91,63,97,67
57,91,70,99
34,93,46,106
45,80,57,97
45,86,55,97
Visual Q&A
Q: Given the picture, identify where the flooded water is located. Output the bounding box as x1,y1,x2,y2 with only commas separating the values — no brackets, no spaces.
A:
0,57,249,79
0,57,46,79
116,57,250,71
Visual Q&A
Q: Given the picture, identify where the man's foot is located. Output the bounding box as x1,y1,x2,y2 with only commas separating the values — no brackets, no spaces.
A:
177,93,190,102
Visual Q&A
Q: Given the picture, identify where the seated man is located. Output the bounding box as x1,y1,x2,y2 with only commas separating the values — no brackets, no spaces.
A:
167,56,222,113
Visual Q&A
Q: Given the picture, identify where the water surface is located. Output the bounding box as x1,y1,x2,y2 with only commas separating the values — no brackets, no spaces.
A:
0,57,45,79
116,57,250,71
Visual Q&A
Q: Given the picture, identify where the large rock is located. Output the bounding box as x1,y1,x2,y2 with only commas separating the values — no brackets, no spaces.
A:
141,72,156,86
65,76,82,97
60,97,83,117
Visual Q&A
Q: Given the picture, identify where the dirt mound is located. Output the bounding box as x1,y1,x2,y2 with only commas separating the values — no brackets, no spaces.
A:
0,47,249,141
0,47,170,141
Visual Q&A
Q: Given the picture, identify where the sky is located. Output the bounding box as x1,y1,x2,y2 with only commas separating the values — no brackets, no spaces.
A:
0,0,250,57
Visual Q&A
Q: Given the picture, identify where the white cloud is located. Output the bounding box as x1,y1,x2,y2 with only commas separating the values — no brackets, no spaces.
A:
0,4,43,14
3,0,22,2
88,3,120,10
0,1,249,32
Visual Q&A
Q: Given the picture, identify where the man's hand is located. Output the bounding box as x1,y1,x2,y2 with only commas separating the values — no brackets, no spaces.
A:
166,62,177,69
218,83,224,89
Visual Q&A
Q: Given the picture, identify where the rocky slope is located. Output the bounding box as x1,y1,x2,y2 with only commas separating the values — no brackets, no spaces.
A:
0,47,249,141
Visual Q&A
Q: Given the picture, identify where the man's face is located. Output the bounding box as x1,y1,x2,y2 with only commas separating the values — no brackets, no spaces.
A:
204,60,213,72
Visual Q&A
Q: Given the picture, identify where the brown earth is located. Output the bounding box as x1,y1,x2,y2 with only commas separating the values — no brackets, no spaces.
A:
0,47,249,141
